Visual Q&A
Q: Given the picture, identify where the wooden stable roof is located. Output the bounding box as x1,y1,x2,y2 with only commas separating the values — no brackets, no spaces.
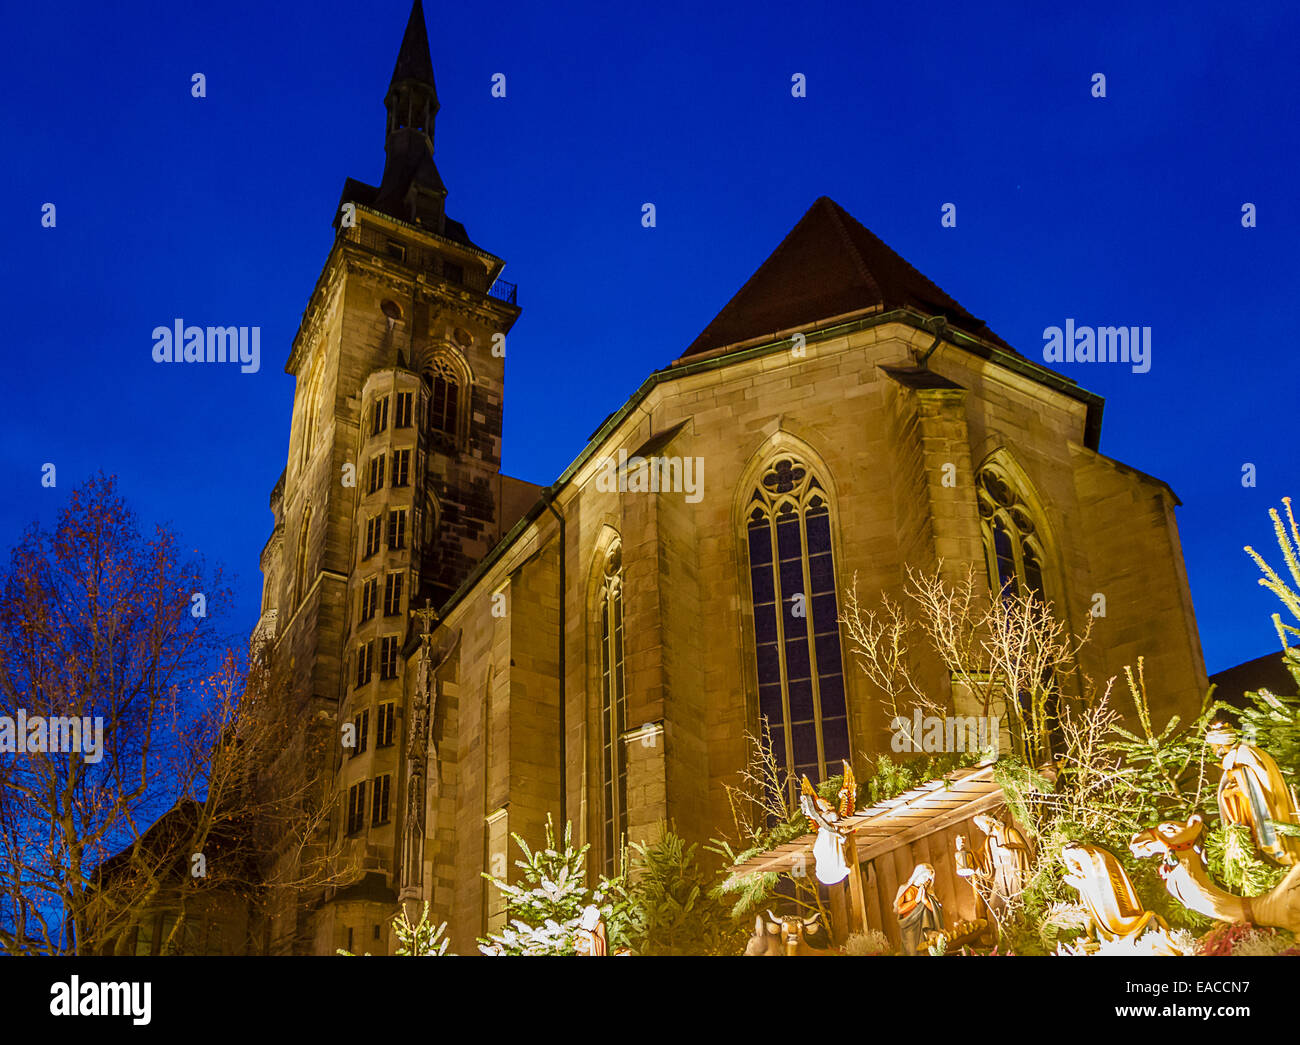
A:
727,761,1005,877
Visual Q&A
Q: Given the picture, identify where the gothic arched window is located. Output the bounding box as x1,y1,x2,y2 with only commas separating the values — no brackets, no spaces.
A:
293,504,312,608
976,465,1047,602
298,362,323,475
744,456,849,797
425,358,460,442
976,458,1061,761
596,540,628,875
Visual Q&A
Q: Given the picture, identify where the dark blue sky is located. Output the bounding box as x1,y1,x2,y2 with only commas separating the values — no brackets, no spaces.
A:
2,1,1296,674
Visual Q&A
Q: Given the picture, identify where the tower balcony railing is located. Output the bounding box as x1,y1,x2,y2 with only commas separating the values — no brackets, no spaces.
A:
488,278,516,305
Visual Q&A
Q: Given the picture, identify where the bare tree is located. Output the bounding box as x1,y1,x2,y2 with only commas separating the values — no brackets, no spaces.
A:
83,650,343,956
841,563,1092,764
0,474,340,955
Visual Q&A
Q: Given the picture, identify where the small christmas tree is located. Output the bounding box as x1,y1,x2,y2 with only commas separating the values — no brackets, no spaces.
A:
623,826,745,955
337,900,451,956
478,814,625,955
1241,498,1300,780
393,901,451,956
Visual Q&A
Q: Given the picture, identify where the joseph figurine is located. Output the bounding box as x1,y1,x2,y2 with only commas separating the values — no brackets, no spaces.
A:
1207,721,1300,866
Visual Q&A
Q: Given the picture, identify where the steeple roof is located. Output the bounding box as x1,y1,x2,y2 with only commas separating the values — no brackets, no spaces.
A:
390,0,436,89
682,196,1015,358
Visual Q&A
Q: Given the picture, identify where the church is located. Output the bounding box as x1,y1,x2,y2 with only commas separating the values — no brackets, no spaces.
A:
250,1,1206,955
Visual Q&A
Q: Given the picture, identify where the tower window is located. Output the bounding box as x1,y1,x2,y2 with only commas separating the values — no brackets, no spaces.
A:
298,361,323,475
377,702,396,748
367,455,385,495
388,509,407,551
744,456,849,802
392,449,411,488
443,262,463,285
350,709,369,758
347,784,366,835
386,241,406,262
596,540,628,876
380,636,399,680
356,641,373,688
363,517,381,560
360,577,378,623
371,396,389,436
383,572,404,617
395,391,413,429
426,360,460,439
372,775,391,826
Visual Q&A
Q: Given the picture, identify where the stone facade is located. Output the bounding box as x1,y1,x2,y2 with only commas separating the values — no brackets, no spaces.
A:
422,312,1205,954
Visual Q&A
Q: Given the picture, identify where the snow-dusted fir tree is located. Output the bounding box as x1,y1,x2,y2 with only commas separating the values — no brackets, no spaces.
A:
337,900,451,956
478,815,628,955
393,901,451,955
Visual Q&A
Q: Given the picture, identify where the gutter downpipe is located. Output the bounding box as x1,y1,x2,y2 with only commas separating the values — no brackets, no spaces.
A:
917,315,949,367
540,488,567,827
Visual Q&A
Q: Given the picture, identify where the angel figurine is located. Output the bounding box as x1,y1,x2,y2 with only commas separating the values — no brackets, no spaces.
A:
799,760,857,886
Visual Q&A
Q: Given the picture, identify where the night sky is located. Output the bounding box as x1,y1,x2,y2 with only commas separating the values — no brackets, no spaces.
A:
2,1,1296,674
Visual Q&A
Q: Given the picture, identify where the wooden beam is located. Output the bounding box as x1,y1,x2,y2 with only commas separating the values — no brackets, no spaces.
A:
724,764,1001,875
856,791,1006,864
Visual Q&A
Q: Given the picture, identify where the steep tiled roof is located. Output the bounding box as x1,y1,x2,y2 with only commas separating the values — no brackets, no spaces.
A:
683,196,1015,358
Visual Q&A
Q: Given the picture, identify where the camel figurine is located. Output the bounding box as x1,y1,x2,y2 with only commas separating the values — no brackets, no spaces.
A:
1130,814,1300,934
1060,841,1180,954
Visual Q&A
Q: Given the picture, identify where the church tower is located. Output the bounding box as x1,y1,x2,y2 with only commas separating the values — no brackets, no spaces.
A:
255,0,522,954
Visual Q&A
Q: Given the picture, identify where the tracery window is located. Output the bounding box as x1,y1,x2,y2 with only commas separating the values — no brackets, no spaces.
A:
744,456,849,798
425,357,460,440
596,540,628,875
976,465,1047,601
975,458,1059,761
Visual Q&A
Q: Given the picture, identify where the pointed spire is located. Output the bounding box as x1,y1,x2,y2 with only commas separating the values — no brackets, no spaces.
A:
390,0,437,95
376,0,446,228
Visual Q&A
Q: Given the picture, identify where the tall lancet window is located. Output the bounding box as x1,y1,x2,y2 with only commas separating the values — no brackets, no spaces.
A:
976,465,1047,602
293,504,312,609
744,456,849,799
425,358,460,442
298,362,323,475
976,458,1060,761
597,540,628,875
